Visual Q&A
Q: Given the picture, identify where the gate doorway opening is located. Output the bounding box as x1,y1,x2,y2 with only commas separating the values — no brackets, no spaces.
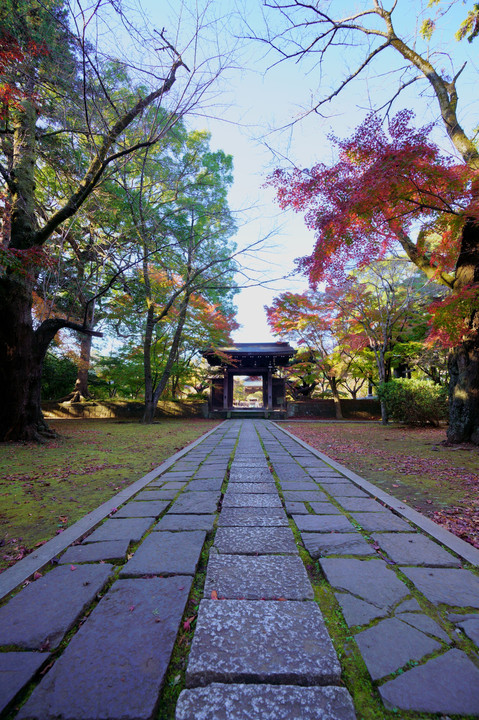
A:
233,376,263,408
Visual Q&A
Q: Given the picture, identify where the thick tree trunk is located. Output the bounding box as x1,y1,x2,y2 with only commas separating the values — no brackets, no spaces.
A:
327,376,343,420
447,339,479,444
0,276,52,441
447,219,479,444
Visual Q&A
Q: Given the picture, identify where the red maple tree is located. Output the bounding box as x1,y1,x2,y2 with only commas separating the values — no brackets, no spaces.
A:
267,111,479,444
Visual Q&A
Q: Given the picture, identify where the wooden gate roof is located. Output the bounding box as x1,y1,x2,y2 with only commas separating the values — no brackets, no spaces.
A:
203,342,295,369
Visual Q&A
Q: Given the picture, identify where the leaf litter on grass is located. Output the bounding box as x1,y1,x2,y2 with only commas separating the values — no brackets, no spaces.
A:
0,418,219,573
285,422,479,548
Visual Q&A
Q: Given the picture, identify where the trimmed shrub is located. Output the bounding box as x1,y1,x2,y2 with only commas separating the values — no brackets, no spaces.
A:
377,379,448,426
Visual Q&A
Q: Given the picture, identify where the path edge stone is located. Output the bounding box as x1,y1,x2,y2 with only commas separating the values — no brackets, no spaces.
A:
0,421,226,600
273,422,479,567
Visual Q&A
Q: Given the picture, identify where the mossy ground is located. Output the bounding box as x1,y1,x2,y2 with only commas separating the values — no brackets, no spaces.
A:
0,418,219,572
284,422,479,548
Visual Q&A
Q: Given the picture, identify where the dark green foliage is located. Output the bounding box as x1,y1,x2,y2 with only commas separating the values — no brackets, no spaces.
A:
377,378,449,426
41,352,78,400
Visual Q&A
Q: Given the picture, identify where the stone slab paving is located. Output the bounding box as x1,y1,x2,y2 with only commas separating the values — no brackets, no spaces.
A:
355,616,442,680
83,516,154,542
302,533,375,558
401,566,479,607
218,507,289,526
6,419,479,719
335,497,388,512
204,555,314,600
350,511,414,532
169,491,219,514
379,648,479,714
59,539,130,564
213,525,298,554
17,577,192,720
319,484,369,497
0,653,47,714
319,559,410,610
371,532,462,566
283,490,329,502
113,499,169,518
120,530,206,576
134,489,179,501
0,564,112,650
154,513,216,531
448,612,479,644
186,599,341,686
222,492,282,508
294,514,358,533
225,481,277,493
176,684,357,720
186,478,224,492
309,502,343,514
284,499,310,514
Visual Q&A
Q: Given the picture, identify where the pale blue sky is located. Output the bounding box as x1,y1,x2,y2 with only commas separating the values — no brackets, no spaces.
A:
139,0,477,342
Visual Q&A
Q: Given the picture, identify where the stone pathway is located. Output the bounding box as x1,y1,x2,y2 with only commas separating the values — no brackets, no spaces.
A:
1,420,479,719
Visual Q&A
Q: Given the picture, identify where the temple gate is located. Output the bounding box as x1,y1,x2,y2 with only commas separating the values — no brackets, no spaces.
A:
203,342,295,416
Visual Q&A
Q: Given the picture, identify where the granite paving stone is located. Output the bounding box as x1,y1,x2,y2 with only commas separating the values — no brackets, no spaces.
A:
228,472,275,483
170,492,219,514
336,498,388,512
355,617,441,680
293,514,357,533
319,559,409,609
308,502,342,514
114,500,168,518
204,555,314,600
371,533,461,567
222,493,282,508
334,593,388,627
283,491,329,503
17,577,192,720
185,600,341,686
302,533,375,558
154,514,216,531
379,649,479,715
176,684,357,720
83,517,153,543
401,567,479,607
0,652,47,714
396,613,451,643
350,512,413,532
214,526,298,554
0,564,112,650
60,539,130,564
160,481,189,490
120,530,206,576
225,482,277,493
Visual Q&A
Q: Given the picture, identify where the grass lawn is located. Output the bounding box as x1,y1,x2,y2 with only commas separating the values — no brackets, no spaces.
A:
284,421,479,549
0,418,219,573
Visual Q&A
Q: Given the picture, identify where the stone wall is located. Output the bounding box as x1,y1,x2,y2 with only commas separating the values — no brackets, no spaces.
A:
286,399,381,420
43,400,209,420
